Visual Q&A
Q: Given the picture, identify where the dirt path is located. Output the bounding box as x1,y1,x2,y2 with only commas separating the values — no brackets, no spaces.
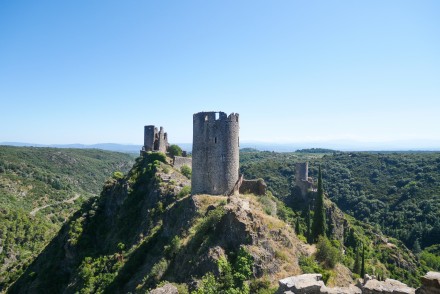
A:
30,193,81,216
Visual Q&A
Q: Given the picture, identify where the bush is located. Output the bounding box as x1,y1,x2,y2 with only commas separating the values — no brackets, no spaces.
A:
316,236,341,268
168,145,183,157
112,171,124,180
177,186,191,198
181,166,192,179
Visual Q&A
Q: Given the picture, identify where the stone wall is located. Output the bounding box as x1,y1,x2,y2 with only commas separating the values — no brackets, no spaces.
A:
191,111,240,195
173,156,192,170
239,178,267,195
295,162,314,199
141,125,169,154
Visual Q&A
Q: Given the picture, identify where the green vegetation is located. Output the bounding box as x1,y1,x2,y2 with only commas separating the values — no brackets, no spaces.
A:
316,237,341,268
181,165,192,179
168,144,183,157
0,146,134,291
6,147,440,291
312,166,326,242
195,247,254,294
240,149,439,286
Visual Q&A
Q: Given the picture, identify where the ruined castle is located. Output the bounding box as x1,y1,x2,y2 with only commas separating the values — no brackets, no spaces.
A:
295,162,314,199
191,111,240,195
140,112,265,196
141,125,169,154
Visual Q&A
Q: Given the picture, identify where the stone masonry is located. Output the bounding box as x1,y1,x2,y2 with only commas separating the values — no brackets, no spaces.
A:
141,125,169,154
191,111,240,195
295,162,314,199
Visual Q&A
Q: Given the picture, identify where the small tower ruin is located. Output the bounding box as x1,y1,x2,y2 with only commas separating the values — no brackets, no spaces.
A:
191,111,240,195
141,125,169,154
295,162,314,199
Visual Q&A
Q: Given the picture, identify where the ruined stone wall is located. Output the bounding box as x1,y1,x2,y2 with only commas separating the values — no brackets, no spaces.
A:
295,162,308,182
157,127,169,153
144,125,157,151
191,111,239,195
295,162,314,199
239,179,267,196
142,125,169,153
173,156,192,170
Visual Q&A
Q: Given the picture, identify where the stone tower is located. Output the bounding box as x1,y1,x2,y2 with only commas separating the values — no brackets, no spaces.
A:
142,125,168,153
295,162,314,199
192,111,240,195
295,162,308,182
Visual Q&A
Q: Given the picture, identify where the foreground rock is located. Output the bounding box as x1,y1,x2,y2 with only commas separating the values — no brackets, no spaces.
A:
278,274,325,294
277,273,421,294
149,283,178,294
362,276,415,294
416,272,440,294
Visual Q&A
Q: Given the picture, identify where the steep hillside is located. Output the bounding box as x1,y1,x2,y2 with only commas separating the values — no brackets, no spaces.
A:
240,151,440,250
9,152,426,293
0,146,134,291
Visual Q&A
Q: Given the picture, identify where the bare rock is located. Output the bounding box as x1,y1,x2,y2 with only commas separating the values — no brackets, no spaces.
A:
362,278,415,294
149,283,178,294
320,284,362,294
278,274,325,294
416,272,440,294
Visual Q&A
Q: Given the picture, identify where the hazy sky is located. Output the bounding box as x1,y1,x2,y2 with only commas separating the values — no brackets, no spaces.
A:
1,1,439,146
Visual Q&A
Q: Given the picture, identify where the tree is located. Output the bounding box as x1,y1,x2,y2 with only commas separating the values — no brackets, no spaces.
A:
353,244,361,275
168,144,183,157
306,205,312,244
312,166,326,242
316,236,341,268
413,238,422,254
361,243,366,278
295,218,301,235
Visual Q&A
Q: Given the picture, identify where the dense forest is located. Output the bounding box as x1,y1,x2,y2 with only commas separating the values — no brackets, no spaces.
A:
240,150,440,260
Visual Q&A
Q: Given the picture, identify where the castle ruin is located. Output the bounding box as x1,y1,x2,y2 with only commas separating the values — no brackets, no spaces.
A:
141,125,169,154
295,162,314,199
191,111,240,195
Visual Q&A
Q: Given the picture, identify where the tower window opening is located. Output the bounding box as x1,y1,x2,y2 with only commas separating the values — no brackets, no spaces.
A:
215,137,217,143
205,115,208,121
215,112,219,120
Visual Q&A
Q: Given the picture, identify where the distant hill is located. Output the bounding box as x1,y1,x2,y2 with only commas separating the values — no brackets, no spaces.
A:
3,140,440,153
0,146,134,290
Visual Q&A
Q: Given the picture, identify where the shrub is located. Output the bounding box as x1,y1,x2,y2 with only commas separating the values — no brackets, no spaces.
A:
181,166,192,179
112,171,124,180
177,186,191,198
316,236,341,268
168,144,183,157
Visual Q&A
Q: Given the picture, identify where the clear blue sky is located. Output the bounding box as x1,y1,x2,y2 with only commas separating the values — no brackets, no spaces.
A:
1,1,439,147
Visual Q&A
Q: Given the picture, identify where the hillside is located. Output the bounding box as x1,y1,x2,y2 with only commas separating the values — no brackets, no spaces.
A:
0,146,134,290
240,150,440,280
8,152,427,293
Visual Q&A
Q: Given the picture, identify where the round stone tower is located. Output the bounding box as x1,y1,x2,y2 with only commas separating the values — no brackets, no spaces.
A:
192,111,240,195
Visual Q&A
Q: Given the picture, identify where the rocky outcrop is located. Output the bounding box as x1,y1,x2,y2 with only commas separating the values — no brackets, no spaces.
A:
278,274,325,294
362,276,415,294
321,285,362,294
278,273,424,294
149,283,178,294
416,272,440,294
